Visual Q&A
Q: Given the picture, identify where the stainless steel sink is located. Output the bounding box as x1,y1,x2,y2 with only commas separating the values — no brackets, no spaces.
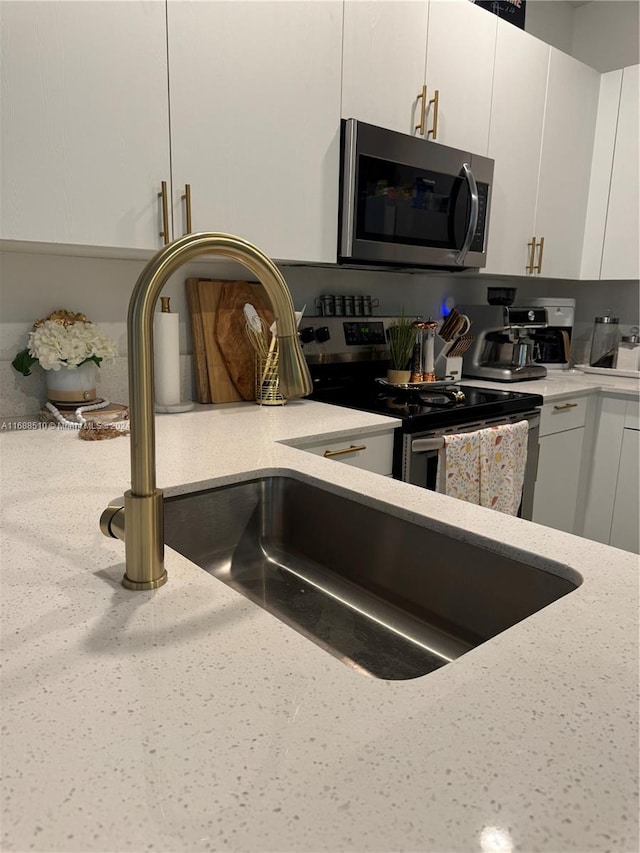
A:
164,476,580,680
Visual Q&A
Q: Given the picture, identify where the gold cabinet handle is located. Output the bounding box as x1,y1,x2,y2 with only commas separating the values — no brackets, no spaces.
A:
534,236,545,273
553,402,578,411
181,183,192,235
415,84,427,135
323,444,366,458
427,89,439,139
158,180,170,245
526,236,536,273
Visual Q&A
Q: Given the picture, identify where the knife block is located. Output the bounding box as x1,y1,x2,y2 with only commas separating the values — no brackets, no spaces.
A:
443,356,463,382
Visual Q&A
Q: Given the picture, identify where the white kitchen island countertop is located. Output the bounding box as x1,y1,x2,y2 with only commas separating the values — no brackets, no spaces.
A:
1,395,638,853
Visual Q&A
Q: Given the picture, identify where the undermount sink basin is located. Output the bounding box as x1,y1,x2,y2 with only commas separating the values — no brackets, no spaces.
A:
164,476,580,680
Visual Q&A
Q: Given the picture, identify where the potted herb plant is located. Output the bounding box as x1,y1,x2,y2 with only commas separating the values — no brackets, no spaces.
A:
387,315,416,385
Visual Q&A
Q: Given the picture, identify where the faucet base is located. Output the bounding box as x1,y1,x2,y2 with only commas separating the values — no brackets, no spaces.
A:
122,570,168,591
122,489,166,590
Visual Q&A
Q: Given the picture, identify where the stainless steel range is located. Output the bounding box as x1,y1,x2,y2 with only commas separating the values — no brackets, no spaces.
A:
301,316,543,519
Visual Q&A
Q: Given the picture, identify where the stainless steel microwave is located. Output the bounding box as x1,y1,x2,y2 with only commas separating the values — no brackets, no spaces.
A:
338,119,494,270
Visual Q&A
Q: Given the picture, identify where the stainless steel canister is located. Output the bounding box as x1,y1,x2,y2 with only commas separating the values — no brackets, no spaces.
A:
353,295,364,317
343,295,354,317
334,295,345,316
316,295,335,317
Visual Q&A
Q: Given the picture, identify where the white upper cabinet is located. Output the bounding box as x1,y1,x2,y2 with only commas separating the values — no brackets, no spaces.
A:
341,0,496,154
484,20,549,276
342,1,430,135
423,0,497,155
167,0,342,263
485,35,599,278
580,69,624,279
600,64,639,280
0,1,170,250
532,49,600,279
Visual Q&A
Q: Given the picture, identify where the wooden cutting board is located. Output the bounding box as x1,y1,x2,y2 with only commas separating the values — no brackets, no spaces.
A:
185,278,211,404
192,278,244,403
214,281,275,401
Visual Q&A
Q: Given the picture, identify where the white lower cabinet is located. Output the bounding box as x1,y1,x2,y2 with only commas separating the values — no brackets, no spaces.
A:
532,395,589,534
583,396,639,554
609,428,640,554
293,429,395,477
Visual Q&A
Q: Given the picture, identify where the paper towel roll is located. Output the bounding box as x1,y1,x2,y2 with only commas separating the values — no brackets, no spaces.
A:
154,308,181,407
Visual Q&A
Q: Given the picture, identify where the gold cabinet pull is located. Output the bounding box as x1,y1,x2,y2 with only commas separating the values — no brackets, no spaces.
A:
534,236,545,273
415,84,427,135
181,183,192,235
553,402,578,411
323,444,366,458
526,236,536,273
427,89,439,139
158,180,170,245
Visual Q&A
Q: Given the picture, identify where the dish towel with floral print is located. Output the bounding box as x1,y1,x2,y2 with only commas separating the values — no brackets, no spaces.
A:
437,420,529,515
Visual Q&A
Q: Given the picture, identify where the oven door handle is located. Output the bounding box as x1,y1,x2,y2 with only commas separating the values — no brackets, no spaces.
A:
412,437,445,452
454,163,479,266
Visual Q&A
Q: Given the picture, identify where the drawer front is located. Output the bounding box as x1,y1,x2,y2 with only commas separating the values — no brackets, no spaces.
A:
540,396,588,436
299,430,394,476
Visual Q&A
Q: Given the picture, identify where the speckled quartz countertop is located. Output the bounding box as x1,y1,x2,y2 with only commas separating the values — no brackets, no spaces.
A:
1,383,638,853
462,366,640,400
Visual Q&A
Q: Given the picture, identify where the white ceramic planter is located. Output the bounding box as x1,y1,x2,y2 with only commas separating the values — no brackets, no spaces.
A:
46,362,97,404
386,369,411,385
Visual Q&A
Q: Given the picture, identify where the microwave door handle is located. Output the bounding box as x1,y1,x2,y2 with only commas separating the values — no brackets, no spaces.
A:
454,163,479,266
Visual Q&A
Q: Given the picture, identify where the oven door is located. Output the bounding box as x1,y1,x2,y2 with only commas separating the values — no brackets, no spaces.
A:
397,412,541,520
338,119,493,269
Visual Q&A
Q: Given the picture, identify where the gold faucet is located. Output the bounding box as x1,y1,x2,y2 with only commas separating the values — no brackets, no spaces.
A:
100,232,312,590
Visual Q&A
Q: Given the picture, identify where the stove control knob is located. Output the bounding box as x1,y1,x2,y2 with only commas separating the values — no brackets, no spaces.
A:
299,326,316,344
315,326,331,344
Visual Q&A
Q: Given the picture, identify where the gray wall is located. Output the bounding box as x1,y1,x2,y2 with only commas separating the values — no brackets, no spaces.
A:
524,0,640,71
1,247,638,417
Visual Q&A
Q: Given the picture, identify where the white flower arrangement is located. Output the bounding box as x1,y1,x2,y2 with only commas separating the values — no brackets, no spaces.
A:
12,309,118,376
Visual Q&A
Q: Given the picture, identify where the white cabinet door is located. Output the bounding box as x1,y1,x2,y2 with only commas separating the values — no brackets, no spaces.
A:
342,1,429,136
533,427,586,535
580,70,624,279
532,49,600,279
423,0,497,155
532,395,589,536
0,1,171,249
483,20,549,276
582,395,628,545
167,0,342,263
294,429,395,477
609,429,640,554
600,64,640,280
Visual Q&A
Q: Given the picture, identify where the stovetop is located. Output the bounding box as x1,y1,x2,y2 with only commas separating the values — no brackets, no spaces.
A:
301,316,543,433
309,376,543,433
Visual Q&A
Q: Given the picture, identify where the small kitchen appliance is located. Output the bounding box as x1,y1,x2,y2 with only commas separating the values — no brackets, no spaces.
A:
527,297,575,370
338,120,494,270
460,305,548,382
301,316,543,519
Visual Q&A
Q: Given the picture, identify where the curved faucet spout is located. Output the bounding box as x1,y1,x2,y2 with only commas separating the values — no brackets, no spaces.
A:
106,232,312,591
